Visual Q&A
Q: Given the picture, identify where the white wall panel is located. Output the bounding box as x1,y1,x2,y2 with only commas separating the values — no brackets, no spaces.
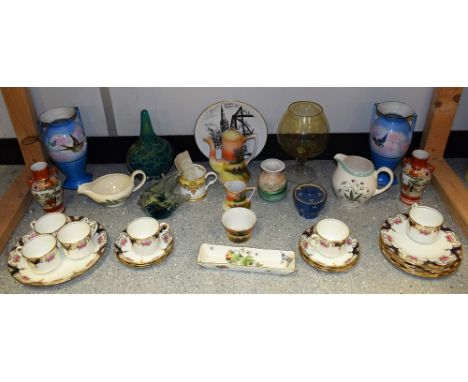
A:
30,87,108,136
1,88,466,139
0,93,16,138
111,87,441,135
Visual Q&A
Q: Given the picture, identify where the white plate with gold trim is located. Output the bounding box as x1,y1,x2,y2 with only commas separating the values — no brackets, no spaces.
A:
114,229,174,268
299,226,360,271
7,216,108,287
380,213,462,267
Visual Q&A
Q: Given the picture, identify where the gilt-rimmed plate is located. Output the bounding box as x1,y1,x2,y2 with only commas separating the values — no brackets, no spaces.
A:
380,213,463,278
299,226,360,272
194,100,267,161
114,230,174,268
7,216,108,286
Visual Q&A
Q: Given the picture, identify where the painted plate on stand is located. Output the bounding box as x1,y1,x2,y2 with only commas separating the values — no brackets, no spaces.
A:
194,101,268,161
7,216,108,287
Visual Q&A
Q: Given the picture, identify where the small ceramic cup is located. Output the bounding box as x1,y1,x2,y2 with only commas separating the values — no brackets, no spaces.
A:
308,218,350,258
222,207,257,243
223,180,256,210
407,204,443,244
125,216,170,256
57,221,95,260
293,183,327,219
19,234,61,274
178,164,217,201
31,212,68,236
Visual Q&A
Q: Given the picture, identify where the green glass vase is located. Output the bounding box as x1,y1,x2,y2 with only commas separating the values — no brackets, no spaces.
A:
127,110,173,178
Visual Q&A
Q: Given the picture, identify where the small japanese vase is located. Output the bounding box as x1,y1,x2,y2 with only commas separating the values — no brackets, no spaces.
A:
369,101,417,187
257,158,287,202
400,149,434,205
332,153,394,208
28,162,65,213
127,110,173,178
39,107,92,190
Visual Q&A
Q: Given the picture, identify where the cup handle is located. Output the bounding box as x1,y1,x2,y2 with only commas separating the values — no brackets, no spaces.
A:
373,166,394,196
204,172,218,190
244,134,257,165
30,220,37,230
131,170,147,193
307,234,322,247
246,187,256,201
116,232,131,250
159,222,170,234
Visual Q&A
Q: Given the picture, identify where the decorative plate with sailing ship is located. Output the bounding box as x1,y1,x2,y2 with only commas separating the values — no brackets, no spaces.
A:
194,101,268,161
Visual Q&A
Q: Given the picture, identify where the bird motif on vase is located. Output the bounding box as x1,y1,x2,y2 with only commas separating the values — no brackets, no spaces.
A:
49,134,84,153
371,130,389,148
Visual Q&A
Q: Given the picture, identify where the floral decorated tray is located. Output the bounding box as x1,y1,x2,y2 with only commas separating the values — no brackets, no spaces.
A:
197,243,296,275
380,213,463,278
7,216,108,286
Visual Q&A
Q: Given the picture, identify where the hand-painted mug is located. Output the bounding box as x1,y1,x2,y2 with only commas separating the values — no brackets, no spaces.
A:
407,204,443,244
178,164,217,201
223,180,256,210
19,234,61,274
31,212,68,236
57,221,95,260
222,207,257,243
123,216,170,256
307,218,351,258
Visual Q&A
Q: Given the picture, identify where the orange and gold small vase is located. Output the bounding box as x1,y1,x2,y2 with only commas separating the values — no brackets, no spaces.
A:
400,149,434,205
28,162,65,213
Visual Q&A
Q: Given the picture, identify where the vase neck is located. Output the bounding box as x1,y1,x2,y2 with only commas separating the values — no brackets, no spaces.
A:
31,162,49,180
139,110,158,143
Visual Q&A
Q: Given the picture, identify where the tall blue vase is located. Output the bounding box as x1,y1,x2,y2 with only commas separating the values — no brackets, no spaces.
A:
369,101,417,187
39,107,92,189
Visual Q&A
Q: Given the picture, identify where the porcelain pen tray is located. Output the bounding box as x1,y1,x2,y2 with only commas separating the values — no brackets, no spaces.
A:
197,243,296,275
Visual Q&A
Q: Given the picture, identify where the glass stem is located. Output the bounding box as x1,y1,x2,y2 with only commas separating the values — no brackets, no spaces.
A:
296,158,306,167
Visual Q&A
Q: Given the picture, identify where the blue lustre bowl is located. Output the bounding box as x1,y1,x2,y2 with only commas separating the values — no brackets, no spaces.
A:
293,183,327,219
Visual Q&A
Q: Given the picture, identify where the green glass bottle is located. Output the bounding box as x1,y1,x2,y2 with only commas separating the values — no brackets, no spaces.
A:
127,110,173,178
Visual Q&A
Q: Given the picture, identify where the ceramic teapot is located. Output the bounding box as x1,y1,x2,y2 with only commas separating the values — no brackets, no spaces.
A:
332,153,393,207
204,129,257,184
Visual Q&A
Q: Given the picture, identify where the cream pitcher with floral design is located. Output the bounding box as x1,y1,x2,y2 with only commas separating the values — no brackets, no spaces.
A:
332,153,394,207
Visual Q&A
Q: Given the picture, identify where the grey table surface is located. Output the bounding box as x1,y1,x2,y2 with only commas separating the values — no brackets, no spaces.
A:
0,159,467,294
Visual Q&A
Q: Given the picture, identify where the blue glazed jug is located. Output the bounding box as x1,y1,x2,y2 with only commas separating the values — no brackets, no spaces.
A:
369,101,417,187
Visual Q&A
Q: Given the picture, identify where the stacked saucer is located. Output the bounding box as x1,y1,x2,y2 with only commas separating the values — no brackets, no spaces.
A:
379,213,463,278
299,226,360,272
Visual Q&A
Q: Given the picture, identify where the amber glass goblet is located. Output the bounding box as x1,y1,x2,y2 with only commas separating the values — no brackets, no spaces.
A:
277,101,330,184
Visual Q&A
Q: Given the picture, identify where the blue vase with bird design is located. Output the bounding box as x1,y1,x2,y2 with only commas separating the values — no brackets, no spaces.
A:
39,107,92,189
369,101,417,187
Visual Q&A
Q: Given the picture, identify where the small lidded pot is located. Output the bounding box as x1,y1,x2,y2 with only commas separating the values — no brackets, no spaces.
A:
293,183,327,219
257,159,287,202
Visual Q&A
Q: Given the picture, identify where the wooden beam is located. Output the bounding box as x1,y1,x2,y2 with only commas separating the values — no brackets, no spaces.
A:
1,87,46,166
421,87,463,159
430,158,468,238
0,168,32,252
0,88,46,253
